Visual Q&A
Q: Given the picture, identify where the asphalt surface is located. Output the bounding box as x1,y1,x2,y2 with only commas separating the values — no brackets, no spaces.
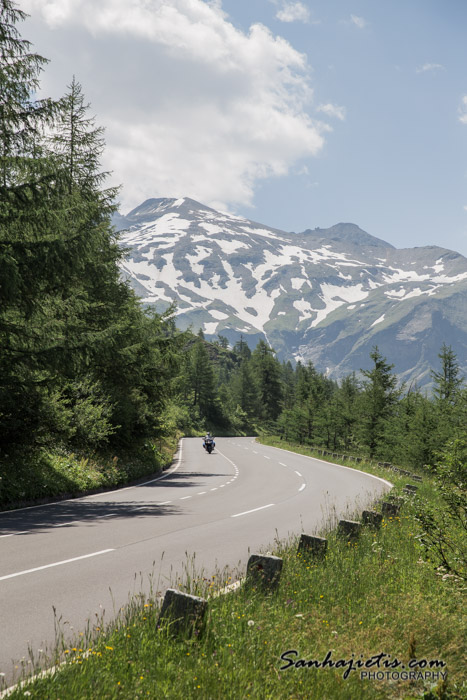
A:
0,437,392,686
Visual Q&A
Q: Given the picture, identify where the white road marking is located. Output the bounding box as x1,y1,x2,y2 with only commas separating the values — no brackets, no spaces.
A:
0,439,185,515
231,504,275,518
299,484,306,492
0,549,115,582
254,440,393,489
252,451,258,454
264,456,271,460
197,492,207,495
295,471,303,477
210,488,218,491
159,501,172,505
0,532,28,538
279,462,287,467
180,496,191,500
219,485,225,488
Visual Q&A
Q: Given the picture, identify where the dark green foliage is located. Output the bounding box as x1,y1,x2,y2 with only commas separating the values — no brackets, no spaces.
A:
189,338,218,416
432,343,464,405
0,6,184,469
250,340,283,421
230,359,259,420
357,346,401,458
415,438,467,580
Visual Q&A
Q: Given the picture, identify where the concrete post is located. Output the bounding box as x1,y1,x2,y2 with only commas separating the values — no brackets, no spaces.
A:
157,588,207,638
246,554,283,593
297,534,328,560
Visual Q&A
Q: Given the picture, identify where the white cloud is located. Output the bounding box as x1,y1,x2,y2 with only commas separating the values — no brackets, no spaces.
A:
317,103,346,121
276,2,310,24
459,96,467,125
416,63,444,74
350,14,367,29
24,0,327,212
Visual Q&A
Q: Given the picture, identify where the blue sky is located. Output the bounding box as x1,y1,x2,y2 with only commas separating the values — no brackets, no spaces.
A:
23,0,467,255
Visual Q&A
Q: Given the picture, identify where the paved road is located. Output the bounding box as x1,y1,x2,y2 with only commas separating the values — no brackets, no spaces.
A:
0,438,391,685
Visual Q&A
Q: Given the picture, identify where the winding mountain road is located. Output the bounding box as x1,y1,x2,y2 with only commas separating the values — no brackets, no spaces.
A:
0,437,391,685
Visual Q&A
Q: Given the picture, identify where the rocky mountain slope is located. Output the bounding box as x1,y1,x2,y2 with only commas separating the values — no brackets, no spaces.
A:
114,197,467,389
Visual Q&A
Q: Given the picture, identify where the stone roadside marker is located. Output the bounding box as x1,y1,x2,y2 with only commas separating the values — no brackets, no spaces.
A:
157,588,207,637
246,554,283,593
297,534,328,560
337,519,362,540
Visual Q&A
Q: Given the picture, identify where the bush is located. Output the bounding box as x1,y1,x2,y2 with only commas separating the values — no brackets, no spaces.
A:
415,438,467,582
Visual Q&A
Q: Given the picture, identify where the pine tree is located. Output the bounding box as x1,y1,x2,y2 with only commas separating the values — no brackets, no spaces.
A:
0,1,62,446
188,338,221,422
338,373,360,450
250,340,283,421
358,347,400,458
430,343,464,451
432,344,463,405
230,359,259,419
0,7,182,451
233,335,251,360
281,360,295,410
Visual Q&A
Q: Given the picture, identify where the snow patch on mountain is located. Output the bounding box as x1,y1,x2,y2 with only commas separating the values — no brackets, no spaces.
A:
371,314,386,327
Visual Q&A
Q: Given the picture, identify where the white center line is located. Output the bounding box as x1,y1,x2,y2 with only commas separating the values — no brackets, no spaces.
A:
295,471,303,477
197,492,207,495
252,451,258,454
231,504,275,518
159,501,172,505
0,549,115,582
219,484,225,488
264,456,271,460
299,484,306,492
279,462,287,467
210,488,218,491
180,496,191,500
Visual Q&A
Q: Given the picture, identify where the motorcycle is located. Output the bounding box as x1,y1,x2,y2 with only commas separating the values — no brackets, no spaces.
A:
203,437,215,454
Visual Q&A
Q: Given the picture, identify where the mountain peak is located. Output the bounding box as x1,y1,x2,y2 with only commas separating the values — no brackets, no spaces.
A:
300,222,394,249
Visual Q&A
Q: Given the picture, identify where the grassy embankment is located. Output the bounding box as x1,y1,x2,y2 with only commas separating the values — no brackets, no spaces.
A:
0,434,181,511
2,438,465,699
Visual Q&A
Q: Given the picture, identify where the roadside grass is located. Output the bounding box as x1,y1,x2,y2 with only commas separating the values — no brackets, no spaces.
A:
2,448,465,699
0,433,180,511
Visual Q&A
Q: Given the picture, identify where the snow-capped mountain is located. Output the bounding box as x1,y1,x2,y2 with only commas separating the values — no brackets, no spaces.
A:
115,197,467,388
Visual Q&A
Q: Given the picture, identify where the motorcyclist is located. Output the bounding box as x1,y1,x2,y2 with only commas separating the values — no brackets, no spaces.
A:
203,431,215,449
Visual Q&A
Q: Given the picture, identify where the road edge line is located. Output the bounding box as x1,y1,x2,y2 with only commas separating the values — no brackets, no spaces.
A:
0,440,184,515
256,440,393,489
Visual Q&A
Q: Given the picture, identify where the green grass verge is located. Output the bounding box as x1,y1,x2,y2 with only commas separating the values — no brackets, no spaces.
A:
0,433,180,511
2,442,465,699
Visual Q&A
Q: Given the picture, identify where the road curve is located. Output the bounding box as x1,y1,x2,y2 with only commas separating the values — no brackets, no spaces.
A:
0,437,391,684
